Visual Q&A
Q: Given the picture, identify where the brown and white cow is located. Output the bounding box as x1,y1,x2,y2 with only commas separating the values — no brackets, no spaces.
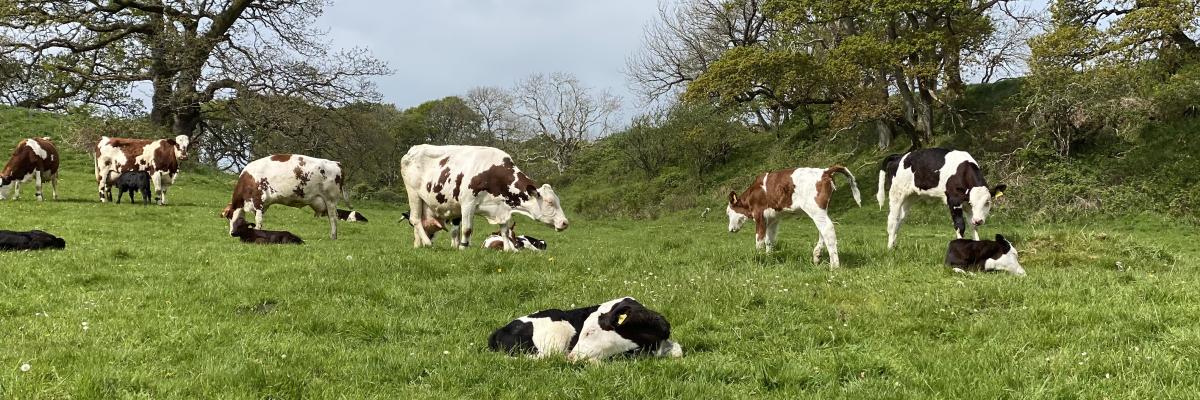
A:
221,154,350,240
727,165,862,268
401,144,568,250
93,135,190,205
0,137,59,201
877,148,1007,249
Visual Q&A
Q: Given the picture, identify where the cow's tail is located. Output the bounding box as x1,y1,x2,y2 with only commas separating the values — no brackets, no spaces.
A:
826,165,861,207
877,154,903,210
341,184,353,209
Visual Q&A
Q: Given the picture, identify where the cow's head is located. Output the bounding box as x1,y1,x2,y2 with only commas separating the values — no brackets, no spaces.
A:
402,211,448,239
173,135,190,160
529,184,569,231
568,298,674,362
229,216,253,237
968,184,1007,226
987,234,1025,276
726,191,750,233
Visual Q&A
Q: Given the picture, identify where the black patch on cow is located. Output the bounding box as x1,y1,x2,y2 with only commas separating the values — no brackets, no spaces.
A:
879,153,903,191
598,298,671,349
0,230,66,250
487,304,601,355
945,234,1011,270
336,209,367,222
902,148,952,190
519,235,547,250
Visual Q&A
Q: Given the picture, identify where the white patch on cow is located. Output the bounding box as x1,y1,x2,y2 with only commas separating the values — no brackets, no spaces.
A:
984,241,1025,276
25,139,47,159
517,316,577,356
654,339,684,358
726,205,748,233
968,186,994,227
568,297,640,361
481,235,509,250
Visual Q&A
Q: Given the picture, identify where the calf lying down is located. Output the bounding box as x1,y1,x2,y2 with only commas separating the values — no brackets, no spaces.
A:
0,230,66,250
483,234,546,251
945,234,1025,276
489,297,683,361
230,217,304,245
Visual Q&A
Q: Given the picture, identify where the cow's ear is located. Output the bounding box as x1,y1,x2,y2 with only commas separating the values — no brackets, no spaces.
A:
995,234,1005,243
728,191,738,205
991,184,1007,198
599,303,633,330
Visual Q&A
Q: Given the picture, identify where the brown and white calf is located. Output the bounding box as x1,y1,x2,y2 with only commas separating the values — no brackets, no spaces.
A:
877,148,1007,249
0,137,59,201
727,165,862,267
401,145,568,250
93,135,189,205
221,154,351,240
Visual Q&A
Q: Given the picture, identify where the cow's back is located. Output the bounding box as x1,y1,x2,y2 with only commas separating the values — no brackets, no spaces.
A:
401,145,513,206
243,154,343,206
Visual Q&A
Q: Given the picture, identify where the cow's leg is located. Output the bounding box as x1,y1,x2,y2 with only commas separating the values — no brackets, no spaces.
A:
811,236,824,265
325,197,339,240
753,213,767,250
886,194,912,249
949,203,966,240
809,210,839,268
12,181,19,200
405,191,433,248
764,216,780,252
97,173,107,202
499,220,517,251
50,173,58,200
34,170,43,201
255,208,265,230
457,204,476,249
151,172,164,205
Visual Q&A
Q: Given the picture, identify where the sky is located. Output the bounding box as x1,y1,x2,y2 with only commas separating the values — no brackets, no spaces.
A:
316,0,666,116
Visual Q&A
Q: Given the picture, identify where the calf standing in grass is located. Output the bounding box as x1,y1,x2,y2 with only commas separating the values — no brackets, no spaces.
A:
110,171,152,205
0,137,59,201
488,297,683,361
945,234,1025,276
727,165,862,268
0,230,66,250
229,217,304,244
878,148,1007,249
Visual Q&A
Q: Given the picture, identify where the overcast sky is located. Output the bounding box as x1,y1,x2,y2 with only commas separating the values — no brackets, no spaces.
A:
316,0,665,116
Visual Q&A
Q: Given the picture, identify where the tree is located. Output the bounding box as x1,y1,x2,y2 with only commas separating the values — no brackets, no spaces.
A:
0,0,389,140
465,86,523,144
513,72,620,172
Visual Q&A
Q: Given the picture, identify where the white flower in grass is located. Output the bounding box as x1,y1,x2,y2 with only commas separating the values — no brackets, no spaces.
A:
442,350,450,355
346,255,353,261
20,363,31,372
81,321,89,330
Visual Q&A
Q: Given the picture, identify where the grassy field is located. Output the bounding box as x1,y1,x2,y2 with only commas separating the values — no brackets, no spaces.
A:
1,134,1197,399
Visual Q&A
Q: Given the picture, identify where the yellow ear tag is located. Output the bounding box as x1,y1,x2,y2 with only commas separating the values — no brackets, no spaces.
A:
995,191,1005,199
617,314,628,325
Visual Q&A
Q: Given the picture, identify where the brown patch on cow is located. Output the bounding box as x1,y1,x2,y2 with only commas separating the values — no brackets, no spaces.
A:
439,156,450,166
0,138,59,184
153,141,180,175
103,137,150,171
730,169,797,218
452,173,464,200
293,166,311,197
270,154,292,162
426,182,433,192
430,168,453,203
467,158,538,207
815,169,835,210
224,171,264,218
487,239,504,250
298,156,306,166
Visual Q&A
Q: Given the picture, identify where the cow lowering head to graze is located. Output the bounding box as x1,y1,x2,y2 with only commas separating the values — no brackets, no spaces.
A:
726,165,862,268
401,145,568,250
0,230,66,251
335,209,368,222
0,137,59,201
488,297,683,362
109,171,152,205
93,135,189,205
877,148,1007,249
229,216,305,245
221,154,351,240
401,211,456,240
945,234,1025,276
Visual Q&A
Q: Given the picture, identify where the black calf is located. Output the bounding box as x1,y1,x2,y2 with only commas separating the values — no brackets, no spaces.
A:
0,230,66,250
109,171,152,205
230,217,304,244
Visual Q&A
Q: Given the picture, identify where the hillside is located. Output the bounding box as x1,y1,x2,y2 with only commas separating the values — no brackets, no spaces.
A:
1,106,1198,398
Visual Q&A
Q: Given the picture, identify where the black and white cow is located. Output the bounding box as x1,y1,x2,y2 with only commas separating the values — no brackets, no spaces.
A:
488,297,683,361
221,154,350,240
335,209,368,222
945,234,1025,276
483,233,547,251
878,148,1007,249
401,145,568,250
0,230,66,250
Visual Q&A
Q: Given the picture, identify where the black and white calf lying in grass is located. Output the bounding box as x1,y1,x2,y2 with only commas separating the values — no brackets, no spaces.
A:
334,209,368,222
489,297,683,362
0,230,65,250
945,234,1025,276
229,217,304,245
482,224,546,251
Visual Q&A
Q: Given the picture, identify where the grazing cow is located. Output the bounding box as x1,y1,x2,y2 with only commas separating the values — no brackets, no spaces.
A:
727,165,862,268
335,209,368,222
229,216,304,245
401,145,568,250
109,171,152,205
221,154,350,240
878,148,1007,249
945,234,1025,276
488,297,683,361
93,135,189,205
0,137,59,201
0,230,66,250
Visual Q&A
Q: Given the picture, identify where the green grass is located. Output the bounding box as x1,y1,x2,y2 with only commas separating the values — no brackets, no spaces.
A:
1,150,1197,398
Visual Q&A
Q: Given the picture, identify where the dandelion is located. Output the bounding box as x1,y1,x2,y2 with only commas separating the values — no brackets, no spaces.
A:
20,363,31,372
442,350,450,355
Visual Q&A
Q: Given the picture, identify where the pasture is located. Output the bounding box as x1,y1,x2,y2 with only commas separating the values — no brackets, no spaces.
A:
1,157,1196,398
